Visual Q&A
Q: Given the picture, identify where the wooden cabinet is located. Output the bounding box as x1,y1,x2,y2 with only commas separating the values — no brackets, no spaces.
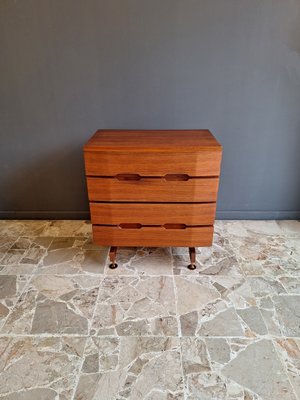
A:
84,130,222,269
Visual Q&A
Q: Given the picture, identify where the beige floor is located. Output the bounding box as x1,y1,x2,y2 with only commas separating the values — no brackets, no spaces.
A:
0,220,299,400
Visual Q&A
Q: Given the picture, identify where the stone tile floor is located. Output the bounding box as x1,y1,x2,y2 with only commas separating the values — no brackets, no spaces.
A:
0,220,299,399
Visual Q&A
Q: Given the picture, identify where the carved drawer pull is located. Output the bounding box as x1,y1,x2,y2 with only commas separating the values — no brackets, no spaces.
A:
118,223,188,230
115,174,141,181
163,224,187,230
164,174,190,181
119,223,142,229
115,174,190,181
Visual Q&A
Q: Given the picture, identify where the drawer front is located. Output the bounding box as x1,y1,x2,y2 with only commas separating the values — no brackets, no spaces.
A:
87,176,219,202
93,225,214,247
84,150,222,177
90,203,216,226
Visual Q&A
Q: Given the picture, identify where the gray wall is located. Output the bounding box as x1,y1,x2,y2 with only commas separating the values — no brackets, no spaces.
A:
1,0,300,219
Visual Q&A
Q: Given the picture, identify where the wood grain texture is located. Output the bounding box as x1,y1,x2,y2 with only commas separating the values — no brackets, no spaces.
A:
84,150,222,176
90,202,216,225
92,225,214,247
86,176,219,202
84,130,222,152
84,129,222,250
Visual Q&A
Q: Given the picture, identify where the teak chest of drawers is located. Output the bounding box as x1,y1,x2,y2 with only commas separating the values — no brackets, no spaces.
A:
84,130,222,270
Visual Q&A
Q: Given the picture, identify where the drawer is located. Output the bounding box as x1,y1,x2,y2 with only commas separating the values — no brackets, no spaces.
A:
90,202,216,226
86,176,219,202
92,225,214,247
84,150,222,177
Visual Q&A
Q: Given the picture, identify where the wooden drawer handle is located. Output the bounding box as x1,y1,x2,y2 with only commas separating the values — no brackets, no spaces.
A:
163,224,187,229
115,174,190,181
119,223,142,229
164,174,190,181
118,223,187,230
115,174,141,181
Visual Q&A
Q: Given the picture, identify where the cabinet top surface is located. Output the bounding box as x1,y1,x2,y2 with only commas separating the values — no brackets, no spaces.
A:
84,130,222,152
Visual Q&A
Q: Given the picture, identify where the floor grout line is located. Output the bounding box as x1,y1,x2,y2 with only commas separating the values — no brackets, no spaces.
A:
0,272,36,334
171,256,188,400
0,221,299,399
70,273,105,400
271,338,300,400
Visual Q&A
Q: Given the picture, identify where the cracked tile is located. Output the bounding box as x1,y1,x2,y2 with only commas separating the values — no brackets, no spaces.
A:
236,307,268,336
181,337,210,374
172,230,243,277
10,237,32,250
205,338,231,365
198,308,244,337
105,247,173,276
0,220,50,237
230,230,299,278
175,276,253,336
222,339,297,400
0,275,101,334
274,338,300,399
279,277,300,294
0,236,52,275
175,276,220,316
40,220,92,237
273,295,300,337
36,239,107,275
48,237,76,250
182,337,297,399
74,336,183,400
181,337,250,400
245,276,300,337
184,372,229,400
0,275,31,330
0,219,299,400
0,250,24,266
0,336,86,399
0,237,18,265
91,276,178,336
247,277,287,297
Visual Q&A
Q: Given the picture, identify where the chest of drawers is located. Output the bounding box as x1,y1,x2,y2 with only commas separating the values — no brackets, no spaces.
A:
84,130,222,269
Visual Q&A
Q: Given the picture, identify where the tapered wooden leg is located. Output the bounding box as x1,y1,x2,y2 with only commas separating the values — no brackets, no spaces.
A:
109,246,118,269
187,247,196,270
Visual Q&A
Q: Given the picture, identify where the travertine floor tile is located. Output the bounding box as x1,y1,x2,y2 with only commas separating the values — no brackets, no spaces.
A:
74,337,184,400
0,220,50,237
245,276,300,338
181,337,298,400
273,295,300,337
0,275,31,330
0,249,24,266
235,235,299,278
0,236,53,274
172,229,243,277
36,238,107,275
91,276,178,336
222,339,297,400
0,336,86,399
175,275,255,337
0,237,18,264
222,220,284,237
274,338,300,399
277,220,300,237
0,275,101,334
104,247,173,276
40,220,92,237
0,219,299,400
279,276,300,294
